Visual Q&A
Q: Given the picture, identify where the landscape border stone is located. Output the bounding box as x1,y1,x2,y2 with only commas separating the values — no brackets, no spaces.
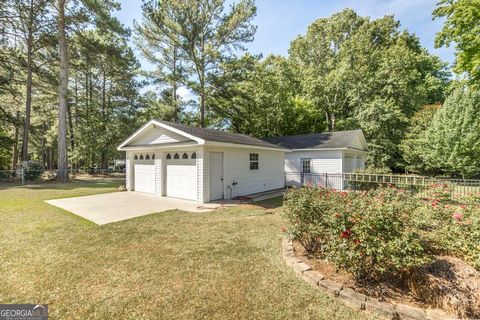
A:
281,238,460,320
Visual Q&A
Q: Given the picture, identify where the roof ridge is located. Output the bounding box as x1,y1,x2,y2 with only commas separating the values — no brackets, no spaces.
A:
263,129,362,140
155,119,285,149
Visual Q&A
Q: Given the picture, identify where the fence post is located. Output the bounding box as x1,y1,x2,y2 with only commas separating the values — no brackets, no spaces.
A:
21,166,25,185
324,173,328,188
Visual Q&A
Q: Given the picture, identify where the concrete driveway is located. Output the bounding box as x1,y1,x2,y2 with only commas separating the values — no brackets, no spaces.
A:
45,192,232,225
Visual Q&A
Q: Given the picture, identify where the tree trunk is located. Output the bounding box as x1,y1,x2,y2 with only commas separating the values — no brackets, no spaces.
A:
41,122,46,168
11,111,20,170
101,67,107,169
21,3,34,161
200,77,205,127
324,109,335,132
67,92,74,151
56,0,69,181
172,48,178,122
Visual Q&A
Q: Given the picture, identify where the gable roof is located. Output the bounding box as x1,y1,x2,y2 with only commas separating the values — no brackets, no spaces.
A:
118,120,286,150
262,129,368,151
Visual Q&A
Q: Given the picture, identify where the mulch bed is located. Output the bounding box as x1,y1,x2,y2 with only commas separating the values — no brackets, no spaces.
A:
293,241,480,319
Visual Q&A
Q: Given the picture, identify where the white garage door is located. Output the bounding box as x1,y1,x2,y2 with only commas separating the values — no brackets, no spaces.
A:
166,156,197,201
134,164,156,194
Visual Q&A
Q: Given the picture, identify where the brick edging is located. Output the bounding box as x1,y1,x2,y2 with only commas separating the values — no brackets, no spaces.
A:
281,238,458,320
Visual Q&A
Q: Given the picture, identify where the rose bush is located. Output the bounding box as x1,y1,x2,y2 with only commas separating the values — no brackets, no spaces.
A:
284,186,429,280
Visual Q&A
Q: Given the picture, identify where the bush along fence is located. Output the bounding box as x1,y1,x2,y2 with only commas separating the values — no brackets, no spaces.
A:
285,172,480,197
0,168,126,184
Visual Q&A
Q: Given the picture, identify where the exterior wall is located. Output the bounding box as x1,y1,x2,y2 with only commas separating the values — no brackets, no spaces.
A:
203,146,285,200
125,151,133,191
154,151,164,195
285,150,343,189
197,147,207,203
285,150,343,174
129,125,190,146
342,151,366,173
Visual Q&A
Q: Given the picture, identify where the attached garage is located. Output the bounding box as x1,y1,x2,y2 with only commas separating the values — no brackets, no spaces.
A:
118,120,287,203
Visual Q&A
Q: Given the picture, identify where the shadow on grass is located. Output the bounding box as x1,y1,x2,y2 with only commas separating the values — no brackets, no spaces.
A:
0,179,122,191
252,196,284,209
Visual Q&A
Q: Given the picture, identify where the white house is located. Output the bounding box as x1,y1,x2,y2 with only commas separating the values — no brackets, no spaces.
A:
118,120,368,202
263,130,368,188
117,120,287,203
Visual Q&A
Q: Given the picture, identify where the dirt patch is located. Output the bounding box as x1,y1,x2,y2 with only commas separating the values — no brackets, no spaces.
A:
294,241,480,319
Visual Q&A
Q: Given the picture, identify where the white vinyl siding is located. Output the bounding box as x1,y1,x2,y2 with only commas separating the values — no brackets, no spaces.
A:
196,149,206,202
154,151,163,195
203,146,285,199
285,150,343,189
285,150,343,173
128,125,190,146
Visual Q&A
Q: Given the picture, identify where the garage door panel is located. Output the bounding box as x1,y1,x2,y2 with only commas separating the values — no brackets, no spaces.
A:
134,164,155,194
166,162,197,200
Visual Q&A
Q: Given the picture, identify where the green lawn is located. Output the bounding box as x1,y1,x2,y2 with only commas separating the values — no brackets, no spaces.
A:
0,181,374,320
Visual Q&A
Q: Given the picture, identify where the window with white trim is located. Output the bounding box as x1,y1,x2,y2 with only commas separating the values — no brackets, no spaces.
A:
301,158,311,173
249,153,259,170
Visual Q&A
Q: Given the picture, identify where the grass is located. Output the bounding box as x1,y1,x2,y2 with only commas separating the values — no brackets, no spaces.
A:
0,181,375,320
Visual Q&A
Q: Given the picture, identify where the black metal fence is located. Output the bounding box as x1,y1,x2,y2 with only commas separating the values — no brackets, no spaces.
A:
285,172,480,197
0,168,126,185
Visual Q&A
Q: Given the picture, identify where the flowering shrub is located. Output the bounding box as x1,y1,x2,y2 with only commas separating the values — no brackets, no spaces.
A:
414,199,480,269
328,188,428,280
284,186,428,280
424,183,454,202
283,187,344,253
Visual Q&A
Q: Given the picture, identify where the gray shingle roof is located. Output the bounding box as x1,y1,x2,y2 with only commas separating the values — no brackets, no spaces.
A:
157,120,286,150
262,130,367,150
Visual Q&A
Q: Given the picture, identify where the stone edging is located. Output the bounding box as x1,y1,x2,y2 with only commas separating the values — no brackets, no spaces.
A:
281,238,458,320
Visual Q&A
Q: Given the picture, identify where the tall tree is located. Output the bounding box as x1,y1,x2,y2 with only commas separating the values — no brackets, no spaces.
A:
56,0,68,180
289,9,450,169
425,87,480,177
52,0,127,180
143,0,257,127
134,9,186,123
290,9,364,132
400,104,441,174
434,0,480,83
1,0,54,162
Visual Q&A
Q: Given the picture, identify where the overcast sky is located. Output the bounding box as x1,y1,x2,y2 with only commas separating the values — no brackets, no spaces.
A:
114,0,455,98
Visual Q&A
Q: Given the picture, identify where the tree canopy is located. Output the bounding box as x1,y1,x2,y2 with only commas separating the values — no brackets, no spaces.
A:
2,2,479,178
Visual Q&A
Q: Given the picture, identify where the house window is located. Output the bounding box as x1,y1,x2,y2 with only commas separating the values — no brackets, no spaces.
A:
249,153,259,170
174,153,179,159
145,154,150,160
191,152,197,159
139,154,144,160
134,155,138,160
301,158,311,173
166,153,171,159
182,152,188,159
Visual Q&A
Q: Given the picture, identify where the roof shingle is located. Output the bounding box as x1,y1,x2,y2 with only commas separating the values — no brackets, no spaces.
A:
262,130,367,150
157,120,286,150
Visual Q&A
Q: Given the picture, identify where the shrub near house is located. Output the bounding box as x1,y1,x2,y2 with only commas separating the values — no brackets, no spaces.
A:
284,184,480,279
284,186,428,280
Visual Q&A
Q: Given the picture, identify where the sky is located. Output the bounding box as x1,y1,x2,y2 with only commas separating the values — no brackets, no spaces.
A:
113,0,456,98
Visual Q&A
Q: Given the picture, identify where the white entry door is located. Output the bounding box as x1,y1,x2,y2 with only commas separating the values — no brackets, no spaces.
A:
134,164,155,194
209,152,224,200
166,157,197,201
